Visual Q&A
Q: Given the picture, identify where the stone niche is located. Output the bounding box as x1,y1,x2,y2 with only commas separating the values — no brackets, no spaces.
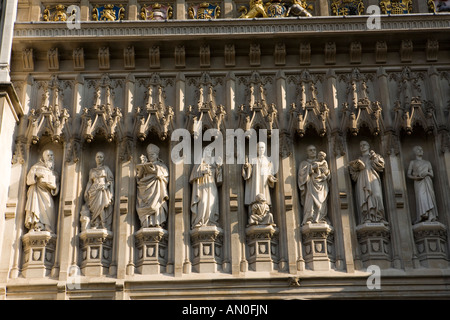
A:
294,130,336,271
133,137,171,274
21,141,63,278
401,128,449,268
78,139,117,276
347,132,392,269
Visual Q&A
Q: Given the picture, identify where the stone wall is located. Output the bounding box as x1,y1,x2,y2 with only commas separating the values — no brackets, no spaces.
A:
1,1,450,299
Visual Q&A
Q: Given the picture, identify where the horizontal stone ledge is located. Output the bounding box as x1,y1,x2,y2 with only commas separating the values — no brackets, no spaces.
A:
12,14,450,41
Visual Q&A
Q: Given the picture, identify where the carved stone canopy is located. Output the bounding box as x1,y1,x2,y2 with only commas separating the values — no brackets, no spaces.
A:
26,75,71,144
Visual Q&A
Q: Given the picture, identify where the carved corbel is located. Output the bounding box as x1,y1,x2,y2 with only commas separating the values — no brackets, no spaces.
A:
149,46,161,69
199,45,210,68
324,42,336,65
175,45,185,68
47,48,59,71
299,43,311,65
426,39,439,62
73,47,85,70
249,43,261,67
375,41,387,64
22,49,34,71
274,43,286,66
124,46,135,70
349,42,361,64
98,47,110,70
224,44,235,67
400,40,413,63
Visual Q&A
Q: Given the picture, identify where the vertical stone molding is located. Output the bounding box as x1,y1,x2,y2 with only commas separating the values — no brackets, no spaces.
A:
190,226,223,273
412,222,448,268
79,229,113,276
245,225,279,272
22,231,56,278
135,227,169,274
301,223,335,271
356,223,391,269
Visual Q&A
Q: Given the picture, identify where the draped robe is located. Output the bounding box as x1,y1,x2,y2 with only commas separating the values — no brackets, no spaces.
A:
298,158,330,225
85,165,114,230
136,160,169,227
409,159,438,222
25,161,59,232
242,156,276,206
190,161,222,228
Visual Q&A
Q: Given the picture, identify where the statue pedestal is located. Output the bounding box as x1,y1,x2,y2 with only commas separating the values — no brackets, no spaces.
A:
301,223,335,271
356,222,391,269
413,221,448,268
79,228,113,277
135,227,168,274
190,225,223,273
22,231,56,278
245,224,279,272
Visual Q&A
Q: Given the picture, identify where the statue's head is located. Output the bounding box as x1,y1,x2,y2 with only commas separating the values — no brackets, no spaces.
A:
95,151,105,166
318,151,326,161
257,142,266,157
306,145,316,159
360,140,370,153
146,144,160,162
413,145,423,156
255,193,266,203
42,149,55,169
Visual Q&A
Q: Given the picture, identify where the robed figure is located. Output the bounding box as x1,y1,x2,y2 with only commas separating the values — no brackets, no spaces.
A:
248,193,275,226
298,146,330,226
84,152,114,230
242,142,277,212
190,147,223,228
407,146,438,224
349,141,387,225
25,149,60,233
136,144,169,228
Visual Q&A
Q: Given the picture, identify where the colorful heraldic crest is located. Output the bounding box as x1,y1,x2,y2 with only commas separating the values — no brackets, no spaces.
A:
43,4,72,21
380,0,412,14
92,4,126,21
141,3,173,20
189,3,221,19
331,0,364,15
265,1,288,17
430,0,450,12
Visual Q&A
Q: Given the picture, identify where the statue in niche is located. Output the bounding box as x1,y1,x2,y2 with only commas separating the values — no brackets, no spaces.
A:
407,146,438,224
24,149,60,233
84,151,114,230
349,141,387,225
298,146,330,226
248,193,275,226
190,146,223,229
242,141,278,215
136,144,169,229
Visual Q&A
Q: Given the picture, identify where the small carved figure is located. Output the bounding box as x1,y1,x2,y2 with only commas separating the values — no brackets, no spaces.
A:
349,141,387,225
407,146,438,224
24,149,60,233
84,152,114,230
248,193,275,226
298,146,330,226
189,146,223,229
136,144,169,228
242,142,277,214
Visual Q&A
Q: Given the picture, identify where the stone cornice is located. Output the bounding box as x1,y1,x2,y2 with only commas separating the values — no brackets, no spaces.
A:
12,14,450,42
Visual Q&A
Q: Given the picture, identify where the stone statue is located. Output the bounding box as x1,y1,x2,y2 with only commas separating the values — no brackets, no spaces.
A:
298,146,330,226
242,141,277,213
349,141,387,225
84,151,114,230
24,149,60,233
407,146,438,224
248,193,275,226
189,146,223,229
136,144,169,228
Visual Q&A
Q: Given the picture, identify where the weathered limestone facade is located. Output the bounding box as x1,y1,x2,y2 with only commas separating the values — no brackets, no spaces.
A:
0,0,449,299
